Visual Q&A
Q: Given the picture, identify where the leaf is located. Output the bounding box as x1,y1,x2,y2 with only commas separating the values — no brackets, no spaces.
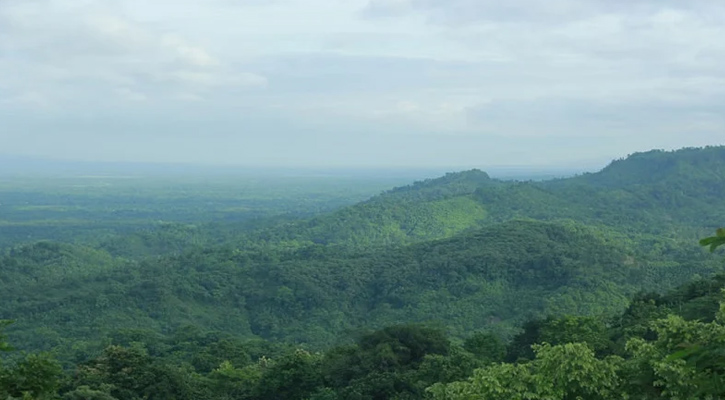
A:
700,229,725,252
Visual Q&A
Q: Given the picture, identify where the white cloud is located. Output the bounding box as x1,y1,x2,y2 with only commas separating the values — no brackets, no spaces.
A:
1,0,724,167
172,92,205,102
361,0,413,17
0,2,265,109
2,91,50,107
160,35,220,67
115,87,147,102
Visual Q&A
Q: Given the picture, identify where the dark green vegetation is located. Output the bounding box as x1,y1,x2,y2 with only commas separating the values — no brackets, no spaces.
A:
0,173,409,250
258,146,725,249
2,146,725,398
701,228,725,252
4,273,725,399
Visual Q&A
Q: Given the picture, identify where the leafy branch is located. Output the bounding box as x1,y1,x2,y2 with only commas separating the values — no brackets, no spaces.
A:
700,228,725,252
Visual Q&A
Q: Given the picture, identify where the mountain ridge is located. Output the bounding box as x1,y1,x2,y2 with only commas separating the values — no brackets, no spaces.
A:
243,145,725,249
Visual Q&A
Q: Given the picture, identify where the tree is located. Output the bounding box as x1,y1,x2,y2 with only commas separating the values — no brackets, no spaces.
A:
254,349,323,400
0,320,62,400
463,332,506,362
70,345,200,400
62,385,118,400
427,343,623,400
623,312,725,399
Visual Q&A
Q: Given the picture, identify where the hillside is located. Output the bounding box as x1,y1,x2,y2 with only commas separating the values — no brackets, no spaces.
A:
576,146,725,188
2,219,721,358
5,258,725,400
243,170,496,249
244,146,725,249
1,145,724,373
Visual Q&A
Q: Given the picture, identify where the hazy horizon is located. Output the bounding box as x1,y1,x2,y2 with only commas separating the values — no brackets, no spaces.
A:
3,0,724,167
0,152,597,182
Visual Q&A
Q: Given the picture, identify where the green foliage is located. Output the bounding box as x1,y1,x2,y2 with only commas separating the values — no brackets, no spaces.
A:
539,316,612,355
428,343,623,400
0,353,64,399
462,332,506,362
0,269,723,400
429,273,725,400
701,228,725,252
506,315,614,362
1,146,725,399
0,320,13,354
254,349,323,400
62,385,118,400
68,345,203,400
5,219,710,353
319,325,452,399
0,321,62,400
0,174,403,251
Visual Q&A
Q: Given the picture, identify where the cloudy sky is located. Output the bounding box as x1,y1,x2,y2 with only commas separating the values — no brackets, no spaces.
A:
1,0,724,168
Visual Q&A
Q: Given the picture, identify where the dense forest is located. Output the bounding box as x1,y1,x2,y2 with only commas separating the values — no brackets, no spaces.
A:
2,146,725,399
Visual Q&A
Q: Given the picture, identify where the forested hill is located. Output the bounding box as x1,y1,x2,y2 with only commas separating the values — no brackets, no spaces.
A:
2,145,725,393
6,269,725,399
242,170,495,248
378,169,497,200
574,146,725,188
1,219,721,357
248,146,725,248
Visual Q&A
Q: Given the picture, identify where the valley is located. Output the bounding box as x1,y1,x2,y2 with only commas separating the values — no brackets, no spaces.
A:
1,146,725,399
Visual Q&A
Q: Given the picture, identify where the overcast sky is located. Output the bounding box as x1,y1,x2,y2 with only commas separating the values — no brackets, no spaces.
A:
1,0,724,168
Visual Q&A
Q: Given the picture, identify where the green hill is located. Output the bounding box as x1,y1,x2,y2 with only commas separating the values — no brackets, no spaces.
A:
246,146,725,249
3,146,725,399
246,170,496,249
577,146,725,188
2,220,721,357
2,145,725,363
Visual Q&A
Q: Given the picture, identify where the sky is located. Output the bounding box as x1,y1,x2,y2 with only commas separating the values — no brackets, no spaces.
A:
1,0,724,168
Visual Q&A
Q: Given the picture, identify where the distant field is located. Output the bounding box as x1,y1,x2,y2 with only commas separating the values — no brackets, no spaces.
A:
0,173,413,249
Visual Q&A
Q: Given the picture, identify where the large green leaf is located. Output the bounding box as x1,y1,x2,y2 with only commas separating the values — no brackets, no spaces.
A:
700,228,725,252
